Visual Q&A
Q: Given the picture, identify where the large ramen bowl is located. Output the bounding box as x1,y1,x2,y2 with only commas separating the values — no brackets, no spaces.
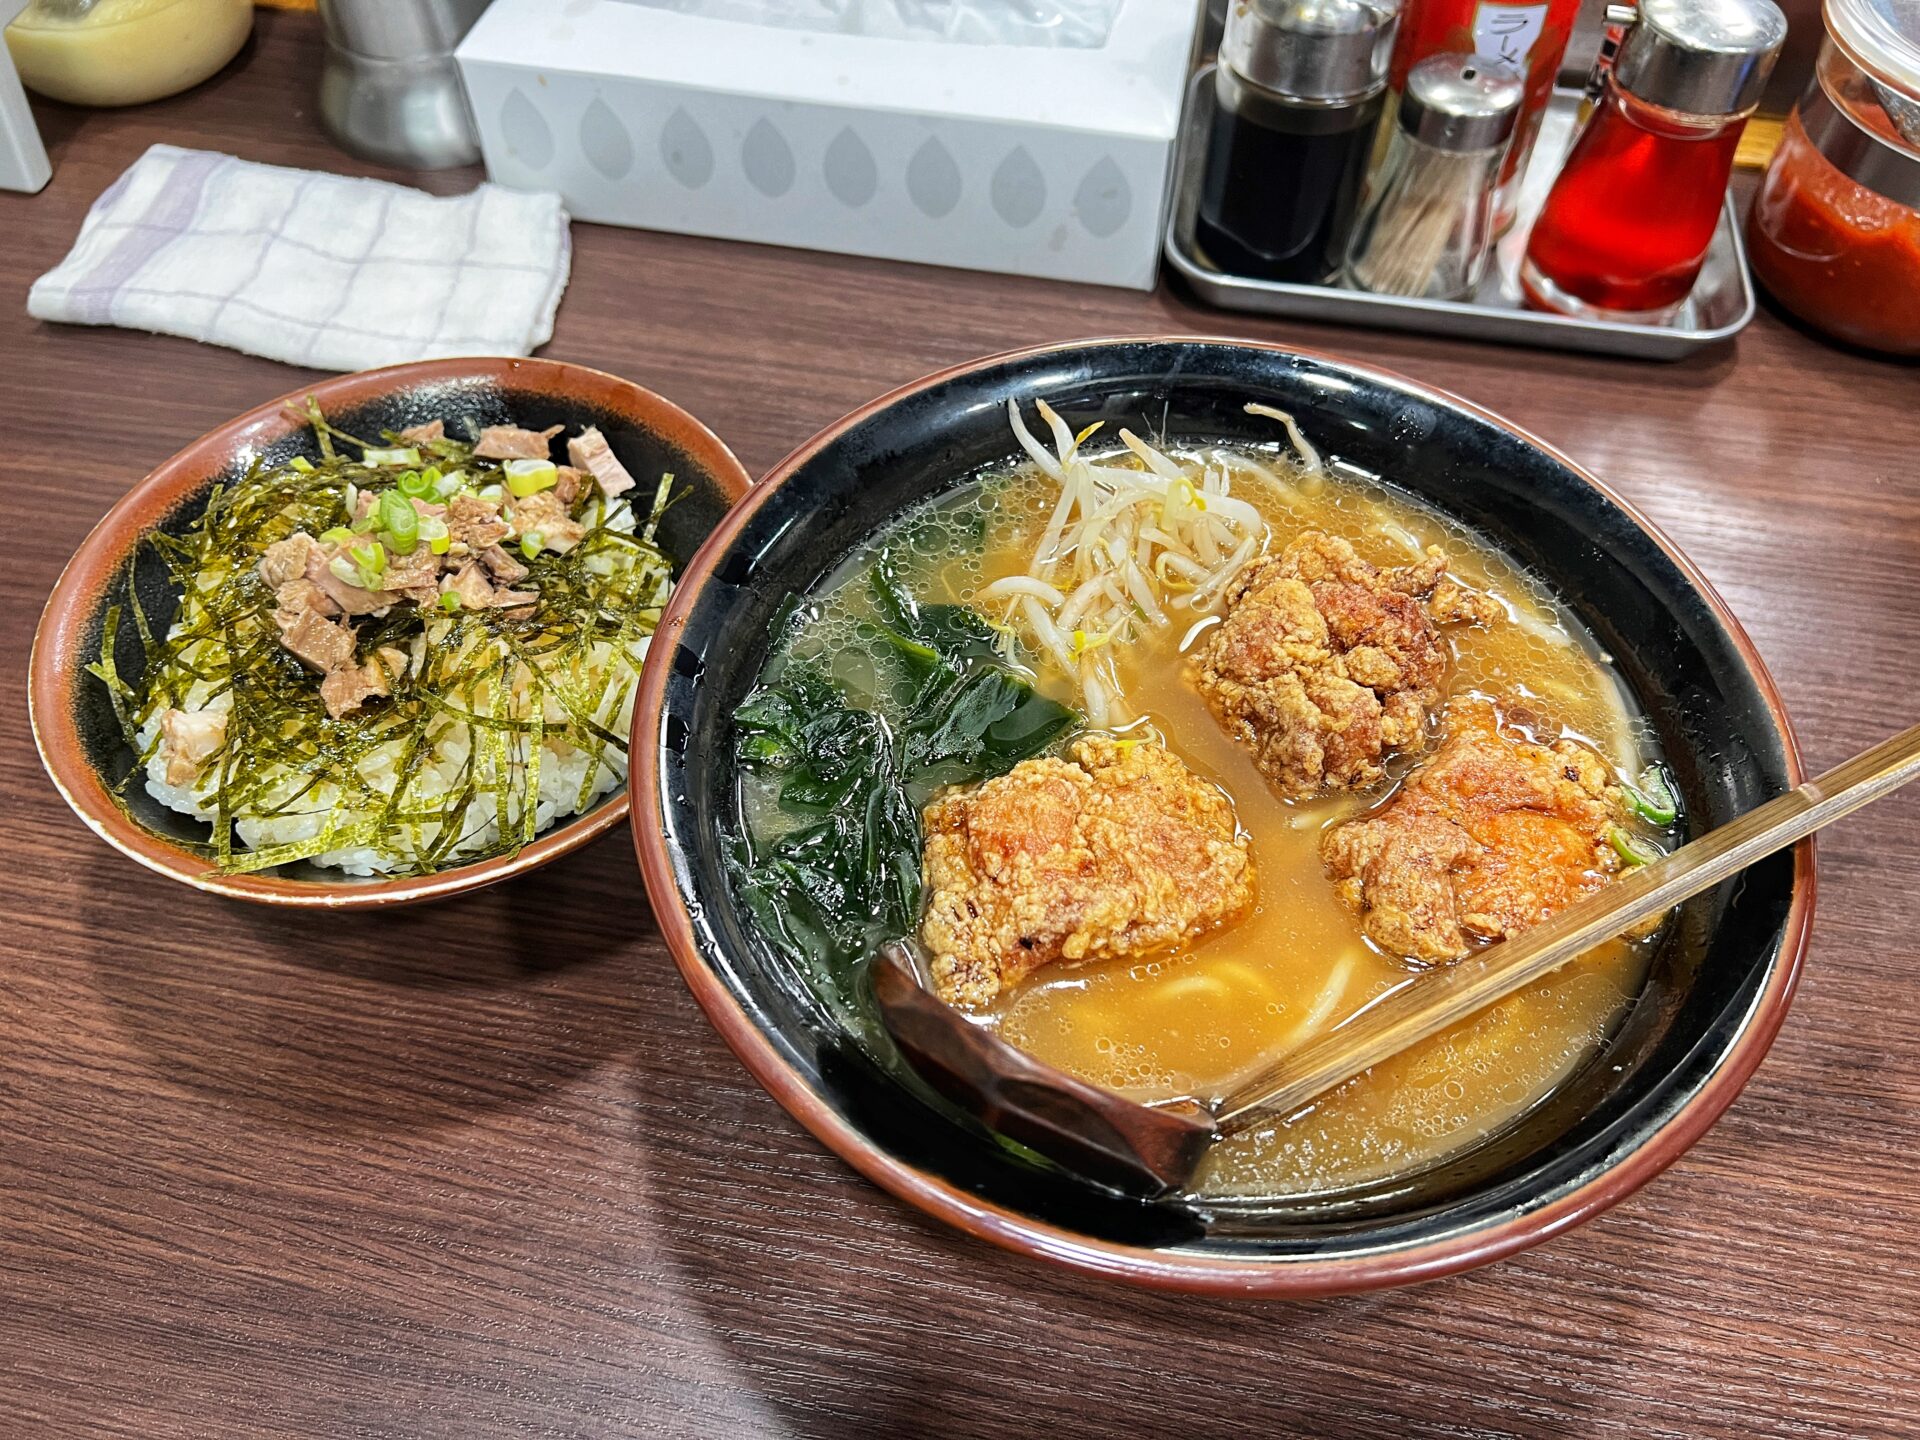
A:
631,337,1813,1295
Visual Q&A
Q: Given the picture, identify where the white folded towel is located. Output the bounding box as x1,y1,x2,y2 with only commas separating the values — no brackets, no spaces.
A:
28,144,572,372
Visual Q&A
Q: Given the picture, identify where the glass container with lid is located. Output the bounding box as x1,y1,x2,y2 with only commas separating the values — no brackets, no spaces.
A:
1344,52,1525,297
1521,0,1789,323
1747,0,1920,353
1196,0,1402,284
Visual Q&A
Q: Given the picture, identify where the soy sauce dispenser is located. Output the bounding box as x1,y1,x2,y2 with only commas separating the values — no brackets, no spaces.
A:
1196,0,1402,284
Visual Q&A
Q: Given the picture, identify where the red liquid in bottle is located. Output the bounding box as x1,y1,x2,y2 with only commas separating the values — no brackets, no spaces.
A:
1522,84,1748,319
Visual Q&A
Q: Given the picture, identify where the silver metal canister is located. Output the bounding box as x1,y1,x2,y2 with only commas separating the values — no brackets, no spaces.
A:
1343,54,1524,299
317,0,493,170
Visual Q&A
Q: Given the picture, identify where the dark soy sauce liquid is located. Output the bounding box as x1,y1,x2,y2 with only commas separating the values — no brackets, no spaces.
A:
1196,69,1383,285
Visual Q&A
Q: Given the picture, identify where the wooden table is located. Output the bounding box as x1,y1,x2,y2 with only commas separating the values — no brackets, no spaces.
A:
5,12,1916,1437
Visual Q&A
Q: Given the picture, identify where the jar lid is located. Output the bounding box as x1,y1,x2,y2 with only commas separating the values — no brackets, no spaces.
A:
1399,53,1525,150
1614,0,1789,115
1220,0,1401,104
1827,0,1920,100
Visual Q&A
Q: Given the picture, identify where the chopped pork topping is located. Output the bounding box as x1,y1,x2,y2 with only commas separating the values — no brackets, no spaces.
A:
566,426,636,498
382,546,442,606
246,418,654,718
443,561,535,611
372,646,411,686
259,533,322,591
270,576,387,717
478,544,530,585
509,490,586,553
473,423,562,460
920,736,1256,1007
1189,532,1499,798
304,540,393,617
444,562,497,611
447,494,511,551
319,662,389,719
274,589,357,673
157,707,226,786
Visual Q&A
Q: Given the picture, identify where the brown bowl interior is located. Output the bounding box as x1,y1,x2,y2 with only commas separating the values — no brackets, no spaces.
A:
33,357,750,907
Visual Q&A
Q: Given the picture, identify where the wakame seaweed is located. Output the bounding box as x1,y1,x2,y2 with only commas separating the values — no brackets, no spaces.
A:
728,551,1079,978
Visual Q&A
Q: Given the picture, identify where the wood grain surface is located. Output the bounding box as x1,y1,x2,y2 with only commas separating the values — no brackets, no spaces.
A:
3,12,1916,1438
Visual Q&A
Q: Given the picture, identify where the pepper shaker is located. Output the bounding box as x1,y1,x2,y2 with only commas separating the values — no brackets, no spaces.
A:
1343,53,1524,299
1196,0,1402,284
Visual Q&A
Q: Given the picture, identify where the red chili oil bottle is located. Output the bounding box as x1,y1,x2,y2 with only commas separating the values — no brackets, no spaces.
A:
1521,0,1788,323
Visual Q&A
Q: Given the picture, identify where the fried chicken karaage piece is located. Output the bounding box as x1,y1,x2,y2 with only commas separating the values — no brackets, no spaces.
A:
1190,532,1501,799
1320,702,1628,963
919,736,1255,1007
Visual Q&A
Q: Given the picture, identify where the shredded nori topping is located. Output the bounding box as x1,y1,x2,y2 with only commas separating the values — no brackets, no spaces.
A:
90,401,675,876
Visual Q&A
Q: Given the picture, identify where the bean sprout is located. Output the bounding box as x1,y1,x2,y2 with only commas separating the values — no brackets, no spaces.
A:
1244,402,1325,492
992,400,1282,722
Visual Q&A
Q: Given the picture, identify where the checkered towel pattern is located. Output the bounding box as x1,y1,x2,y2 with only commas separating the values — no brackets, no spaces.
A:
28,145,572,372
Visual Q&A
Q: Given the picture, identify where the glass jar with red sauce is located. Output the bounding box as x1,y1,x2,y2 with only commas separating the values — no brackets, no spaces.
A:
1747,0,1920,354
1521,0,1787,323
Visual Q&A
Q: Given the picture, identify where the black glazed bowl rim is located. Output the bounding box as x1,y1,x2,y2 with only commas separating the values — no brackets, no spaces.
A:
31,356,751,908
631,337,1814,1295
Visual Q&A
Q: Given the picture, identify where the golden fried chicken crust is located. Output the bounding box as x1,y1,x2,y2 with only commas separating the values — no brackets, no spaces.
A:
1189,532,1501,799
919,737,1255,1008
1320,702,1626,963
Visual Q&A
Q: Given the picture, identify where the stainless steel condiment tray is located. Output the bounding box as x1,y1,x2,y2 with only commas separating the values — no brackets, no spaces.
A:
1165,66,1757,360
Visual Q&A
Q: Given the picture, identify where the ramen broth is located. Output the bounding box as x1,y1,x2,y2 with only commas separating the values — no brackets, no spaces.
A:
750,435,1663,1200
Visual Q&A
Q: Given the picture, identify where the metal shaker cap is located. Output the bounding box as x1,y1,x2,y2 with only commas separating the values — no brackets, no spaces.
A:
1613,0,1789,116
1220,0,1401,104
1399,53,1526,150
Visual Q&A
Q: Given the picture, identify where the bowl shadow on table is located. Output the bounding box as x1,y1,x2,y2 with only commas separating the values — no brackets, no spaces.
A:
75,829,648,1137
622,1055,1687,1437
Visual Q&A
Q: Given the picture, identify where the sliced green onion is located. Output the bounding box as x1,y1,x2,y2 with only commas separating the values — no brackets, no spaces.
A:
319,526,353,545
432,469,467,501
377,491,420,553
396,469,433,500
438,590,462,613
1623,764,1678,826
504,458,559,498
361,446,420,467
290,456,315,473
418,515,450,555
344,481,361,515
328,554,361,587
520,531,545,560
346,539,387,588
1610,826,1662,868
477,483,506,504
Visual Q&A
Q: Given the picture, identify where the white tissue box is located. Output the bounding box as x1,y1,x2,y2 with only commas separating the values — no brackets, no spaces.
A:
454,0,1202,290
